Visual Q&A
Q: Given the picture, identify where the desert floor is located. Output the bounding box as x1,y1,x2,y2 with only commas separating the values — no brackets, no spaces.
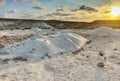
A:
0,28,120,81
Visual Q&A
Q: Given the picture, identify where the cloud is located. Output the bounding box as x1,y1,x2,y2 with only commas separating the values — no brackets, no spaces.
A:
32,6,46,10
28,0,46,11
96,4,111,14
71,9,79,12
13,0,41,6
13,0,29,2
33,6,43,10
31,0,41,6
71,5,98,12
104,11,110,13
44,5,72,20
43,4,111,22
47,13,71,17
0,0,5,7
79,5,98,12
0,0,46,19
8,9,17,14
56,5,68,12
2,9,34,19
111,0,120,6
0,3,112,22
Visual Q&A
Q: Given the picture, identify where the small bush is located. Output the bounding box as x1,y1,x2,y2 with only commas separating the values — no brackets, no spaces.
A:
99,51,104,56
2,58,11,64
32,48,36,51
97,62,105,67
86,40,92,44
12,56,28,61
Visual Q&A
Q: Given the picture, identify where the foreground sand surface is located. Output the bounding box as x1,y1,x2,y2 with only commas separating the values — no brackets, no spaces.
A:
0,28,120,81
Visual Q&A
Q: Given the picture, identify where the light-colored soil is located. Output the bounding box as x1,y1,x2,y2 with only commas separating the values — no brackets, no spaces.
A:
0,29,120,81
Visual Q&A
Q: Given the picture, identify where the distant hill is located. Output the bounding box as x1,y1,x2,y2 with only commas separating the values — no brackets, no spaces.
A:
81,20,120,29
0,18,120,29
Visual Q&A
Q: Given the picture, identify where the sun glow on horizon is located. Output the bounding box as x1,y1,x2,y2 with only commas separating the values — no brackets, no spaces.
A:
111,6,120,17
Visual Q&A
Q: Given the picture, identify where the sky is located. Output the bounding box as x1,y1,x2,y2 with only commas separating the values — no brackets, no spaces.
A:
0,0,120,22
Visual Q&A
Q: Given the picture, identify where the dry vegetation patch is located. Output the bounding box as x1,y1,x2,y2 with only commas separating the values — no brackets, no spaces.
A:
2,58,11,64
99,51,104,56
97,62,105,67
12,56,28,62
0,34,33,45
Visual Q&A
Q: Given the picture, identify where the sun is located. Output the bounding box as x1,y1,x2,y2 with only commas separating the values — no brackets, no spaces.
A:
111,6,120,17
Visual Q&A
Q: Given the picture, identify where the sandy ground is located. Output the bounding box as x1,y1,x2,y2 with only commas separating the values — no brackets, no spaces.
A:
0,29,120,81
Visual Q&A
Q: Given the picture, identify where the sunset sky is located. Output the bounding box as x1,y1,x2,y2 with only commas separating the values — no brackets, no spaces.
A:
0,0,120,22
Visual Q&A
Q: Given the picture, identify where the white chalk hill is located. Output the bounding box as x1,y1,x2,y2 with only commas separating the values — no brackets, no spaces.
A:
2,33,87,59
86,27,120,36
34,22,53,29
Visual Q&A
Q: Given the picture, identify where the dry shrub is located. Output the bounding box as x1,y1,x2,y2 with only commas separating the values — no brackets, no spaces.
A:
86,40,92,44
2,58,11,64
97,62,105,67
72,48,83,55
12,56,28,61
32,48,36,51
1,74,7,78
0,43,4,48
0,35,34,45
99,51,104,56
